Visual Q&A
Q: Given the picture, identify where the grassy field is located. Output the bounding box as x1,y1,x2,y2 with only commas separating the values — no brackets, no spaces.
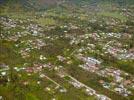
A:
36,18,57,26
98,12,127,21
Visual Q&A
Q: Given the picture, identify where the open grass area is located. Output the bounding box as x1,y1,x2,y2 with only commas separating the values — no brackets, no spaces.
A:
98,12,127,21
0,11,34,20
36,18,57,26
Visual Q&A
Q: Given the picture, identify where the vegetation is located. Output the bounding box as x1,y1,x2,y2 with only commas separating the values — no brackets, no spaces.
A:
0,0,134,100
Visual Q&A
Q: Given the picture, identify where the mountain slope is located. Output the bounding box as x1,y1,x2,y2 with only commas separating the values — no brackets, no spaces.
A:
1,0,134,10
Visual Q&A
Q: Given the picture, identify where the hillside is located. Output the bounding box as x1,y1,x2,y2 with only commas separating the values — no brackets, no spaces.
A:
1,0,134,10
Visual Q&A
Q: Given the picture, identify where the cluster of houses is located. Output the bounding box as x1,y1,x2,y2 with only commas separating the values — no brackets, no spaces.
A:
61,74,111,100
1,62,64,92
60,24,79,31
100,32,122,39
26,24,43,36
17,39,46,58
77,54,101,72
69,33,94,45
56,55,73,65
104,42,134,60
97,67,134,97
57,55,66,62
0,16,44,39
24,39,46,49
0,64,9,77
67,32,134,61
75,53,134,97
0,17,17,29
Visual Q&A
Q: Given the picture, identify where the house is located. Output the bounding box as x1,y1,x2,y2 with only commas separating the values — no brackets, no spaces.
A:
96,94,111,100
